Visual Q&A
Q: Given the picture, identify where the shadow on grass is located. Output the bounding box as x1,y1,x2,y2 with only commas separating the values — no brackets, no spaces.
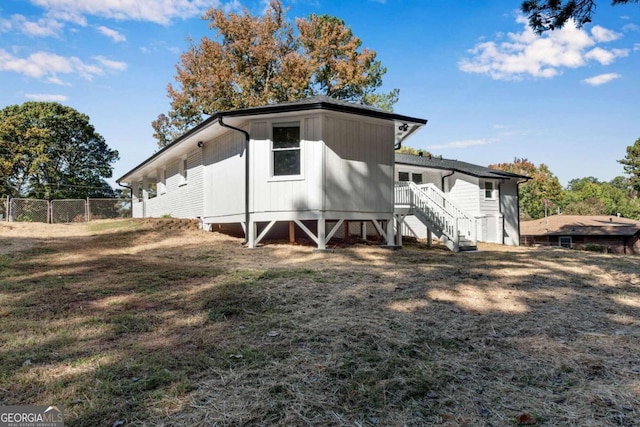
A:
0,225,639,426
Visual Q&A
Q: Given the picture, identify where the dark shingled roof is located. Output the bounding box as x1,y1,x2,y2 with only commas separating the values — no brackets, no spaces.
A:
218,95,427,124
395,153,530,180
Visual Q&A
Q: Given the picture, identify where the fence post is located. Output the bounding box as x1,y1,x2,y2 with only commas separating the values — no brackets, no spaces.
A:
47,200,51,224
86,197,90,222
5,196,8,222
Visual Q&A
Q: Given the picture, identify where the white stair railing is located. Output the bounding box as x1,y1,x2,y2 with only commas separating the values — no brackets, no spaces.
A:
395,182,477,249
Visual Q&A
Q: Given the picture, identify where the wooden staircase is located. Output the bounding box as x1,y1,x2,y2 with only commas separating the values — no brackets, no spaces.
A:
395,182,477,252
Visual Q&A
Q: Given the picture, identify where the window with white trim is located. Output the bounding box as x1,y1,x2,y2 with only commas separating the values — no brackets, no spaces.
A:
412,173,423,184
398,172,410,181
180,158,188,185
272,123,301,176
159,169,167,194
484,181,494,199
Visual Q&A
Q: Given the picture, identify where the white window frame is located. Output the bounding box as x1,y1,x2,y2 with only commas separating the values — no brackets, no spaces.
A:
159,168,167,194
270,121,303,181
412,173,423,185
179,157,188,186
483,181,495,200
398,171,410,182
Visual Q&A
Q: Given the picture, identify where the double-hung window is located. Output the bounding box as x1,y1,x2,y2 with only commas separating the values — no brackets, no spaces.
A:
272,123,301,177
484,181,494,199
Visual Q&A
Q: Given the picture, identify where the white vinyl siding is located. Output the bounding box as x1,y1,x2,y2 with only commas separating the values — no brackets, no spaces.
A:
203,127,246,220
324,114,394,214
252,117,323,215
143,149,203,219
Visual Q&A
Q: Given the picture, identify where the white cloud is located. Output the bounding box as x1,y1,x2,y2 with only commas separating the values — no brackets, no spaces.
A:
427,139,495,150
97,25,126,42
622,23,639,32
30,0,220,25
459,17,631,80
0,14,63,37
25,93,68,101
584,47,629,65
582,73,621,86
590,25,621,42
93,55,127,71
0,49,126,83
635,43,640,51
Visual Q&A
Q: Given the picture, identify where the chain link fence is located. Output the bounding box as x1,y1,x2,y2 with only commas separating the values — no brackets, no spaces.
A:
9,198,50,223
3,197,131,223
51,199,87,223
1,197,6,221
88,198,132,220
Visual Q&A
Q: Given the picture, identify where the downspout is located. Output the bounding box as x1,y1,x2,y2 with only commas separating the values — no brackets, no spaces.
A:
441,170,454,192
498,179,505,244
217,117,251,245
516,178,528,246
117,182,133,218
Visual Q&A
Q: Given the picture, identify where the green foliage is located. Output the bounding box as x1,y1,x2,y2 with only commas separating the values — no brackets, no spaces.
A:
618,137,640,193
396,145,432,157
489,158,563,220
562,176,640,218
0,102,118,199
522,0,639,34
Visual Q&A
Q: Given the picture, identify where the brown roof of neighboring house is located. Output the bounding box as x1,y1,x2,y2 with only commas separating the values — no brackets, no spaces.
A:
521,215,640,237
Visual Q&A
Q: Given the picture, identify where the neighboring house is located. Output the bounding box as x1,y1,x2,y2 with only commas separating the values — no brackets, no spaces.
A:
520,215,640,254
395,153,529,246
117,96,427,250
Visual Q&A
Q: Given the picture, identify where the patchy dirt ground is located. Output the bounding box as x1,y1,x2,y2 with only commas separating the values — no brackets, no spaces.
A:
1,219,639,427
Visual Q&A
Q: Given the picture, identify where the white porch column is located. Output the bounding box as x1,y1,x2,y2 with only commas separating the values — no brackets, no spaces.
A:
248,220,257,248
385,219,395,246
317,219,326,250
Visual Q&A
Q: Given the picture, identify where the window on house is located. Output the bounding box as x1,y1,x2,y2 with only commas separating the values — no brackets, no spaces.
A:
398,172,410,181
160,169,167,194
559,236,572,248
180,158,188,184
147,182,157,199
412,173,423,184
484,181,494,199
272,123,301,176
136,182,143,200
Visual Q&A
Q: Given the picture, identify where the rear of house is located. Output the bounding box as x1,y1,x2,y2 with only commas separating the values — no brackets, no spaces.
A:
118,97,427,249
395,153,528,246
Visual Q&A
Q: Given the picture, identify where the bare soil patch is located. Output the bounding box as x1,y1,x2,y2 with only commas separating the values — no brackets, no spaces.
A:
0,219,638,426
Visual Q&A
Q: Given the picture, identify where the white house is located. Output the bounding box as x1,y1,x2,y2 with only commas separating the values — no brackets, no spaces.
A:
395,153,529,246
117,97,427,250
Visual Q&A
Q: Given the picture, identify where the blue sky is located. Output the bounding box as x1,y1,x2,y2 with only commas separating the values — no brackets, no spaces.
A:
1,0,639,187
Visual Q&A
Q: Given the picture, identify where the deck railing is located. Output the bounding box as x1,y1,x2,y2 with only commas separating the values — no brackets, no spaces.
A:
395,181,477,248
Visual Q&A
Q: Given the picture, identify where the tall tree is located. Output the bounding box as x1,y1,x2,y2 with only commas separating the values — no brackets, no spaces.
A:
489,158,563,219
562,176,640,217
522,0,639,33
153,0,398,147
619,137,640,193
0,102,118,199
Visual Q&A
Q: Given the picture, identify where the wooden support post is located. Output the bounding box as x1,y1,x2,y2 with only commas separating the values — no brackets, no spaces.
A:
361,222,367,241
343,220,350,243
427,229,433,247
289,221,295,245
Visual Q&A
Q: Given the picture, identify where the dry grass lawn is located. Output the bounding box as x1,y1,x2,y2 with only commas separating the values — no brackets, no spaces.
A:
0,219,639,426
